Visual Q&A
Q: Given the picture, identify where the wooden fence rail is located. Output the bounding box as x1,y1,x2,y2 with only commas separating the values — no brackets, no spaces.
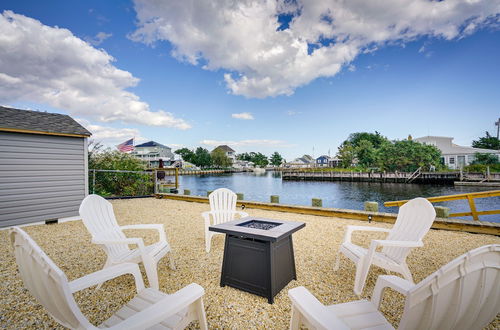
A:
384,190,500,221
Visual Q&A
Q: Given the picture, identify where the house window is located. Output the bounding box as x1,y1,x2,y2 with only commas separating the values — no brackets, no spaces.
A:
449,157,455,164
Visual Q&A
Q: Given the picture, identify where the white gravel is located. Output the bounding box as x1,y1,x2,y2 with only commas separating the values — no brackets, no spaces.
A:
1,197,499,329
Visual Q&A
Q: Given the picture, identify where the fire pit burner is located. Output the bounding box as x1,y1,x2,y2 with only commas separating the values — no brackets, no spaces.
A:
237,220,281,230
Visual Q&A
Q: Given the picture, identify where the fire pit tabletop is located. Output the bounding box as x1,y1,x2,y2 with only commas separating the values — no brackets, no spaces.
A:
209,217,305,242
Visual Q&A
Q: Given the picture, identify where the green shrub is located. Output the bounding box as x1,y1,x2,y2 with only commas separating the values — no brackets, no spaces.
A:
89,149,154,197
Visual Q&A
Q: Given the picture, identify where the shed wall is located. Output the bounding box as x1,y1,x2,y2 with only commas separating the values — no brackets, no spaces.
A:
0,131,86,227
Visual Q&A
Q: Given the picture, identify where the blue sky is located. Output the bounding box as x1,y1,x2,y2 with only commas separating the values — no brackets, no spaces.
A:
1,1,499,160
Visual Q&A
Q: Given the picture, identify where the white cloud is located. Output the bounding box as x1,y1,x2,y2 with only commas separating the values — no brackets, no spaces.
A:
131,0,500,98
347,64,356,72
0,11,191,130
76,118,147,146
286,110,301,116
200,139,291,148
231,112,254,120
85,31,113,46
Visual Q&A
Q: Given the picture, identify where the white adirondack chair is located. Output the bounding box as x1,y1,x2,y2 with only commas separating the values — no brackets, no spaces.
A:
10,227,208,330
79,194,174,290
334,197,436,295
290,244,500,330
202,188,249,252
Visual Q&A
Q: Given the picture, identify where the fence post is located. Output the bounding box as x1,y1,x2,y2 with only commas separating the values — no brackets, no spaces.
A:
92,169,96,194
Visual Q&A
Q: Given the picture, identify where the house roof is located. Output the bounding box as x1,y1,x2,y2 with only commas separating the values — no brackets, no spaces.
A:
0,106,91,137
415,136,499,155
213,145,235,152
135,141,170,148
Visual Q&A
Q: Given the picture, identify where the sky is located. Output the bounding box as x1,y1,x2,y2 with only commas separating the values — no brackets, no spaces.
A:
1,0,499,160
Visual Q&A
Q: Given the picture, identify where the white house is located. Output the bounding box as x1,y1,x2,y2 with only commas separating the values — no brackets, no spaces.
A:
131,141,175,168
414,136,500,169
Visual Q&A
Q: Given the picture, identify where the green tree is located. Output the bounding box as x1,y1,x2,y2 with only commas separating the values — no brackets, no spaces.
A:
471,152,499,165
345,131,389,149
377,140,441,172
211,148,232,167
337,142,356,168
252,152,269,167
174,148,195,163
472,132,500,150
355,140,377,167
269,152,284,166
192,147,212,168
237,152,252,161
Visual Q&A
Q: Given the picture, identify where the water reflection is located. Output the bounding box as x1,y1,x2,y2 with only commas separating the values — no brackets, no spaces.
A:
179,171,499,222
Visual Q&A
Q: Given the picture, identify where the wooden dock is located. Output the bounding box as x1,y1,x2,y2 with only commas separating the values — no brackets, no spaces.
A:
281,170,460,184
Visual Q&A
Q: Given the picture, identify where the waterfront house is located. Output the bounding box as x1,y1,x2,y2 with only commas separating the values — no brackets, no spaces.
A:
212,145,236,162
287,155,314,168
0,106,91,227
328,157,342,167
315,155,331,167
131,141,174,168
414,136,500,169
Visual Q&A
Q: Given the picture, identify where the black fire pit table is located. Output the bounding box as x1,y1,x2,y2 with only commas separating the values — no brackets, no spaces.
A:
209,217,305,304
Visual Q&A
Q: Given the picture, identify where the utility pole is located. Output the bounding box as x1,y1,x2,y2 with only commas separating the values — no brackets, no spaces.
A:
496,117,500,140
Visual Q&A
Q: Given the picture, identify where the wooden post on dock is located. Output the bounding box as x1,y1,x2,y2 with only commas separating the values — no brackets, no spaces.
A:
364,201,379,212
312,198,322,207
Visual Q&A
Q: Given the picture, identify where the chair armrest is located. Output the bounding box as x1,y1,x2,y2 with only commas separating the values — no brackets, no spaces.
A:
236,211,249,218
92,237,146,250
108,283,205,330
371,240,424,248
69,263,145,293
372,275,414,308
120,224,167,242
288,287,350,330
343,225,391,244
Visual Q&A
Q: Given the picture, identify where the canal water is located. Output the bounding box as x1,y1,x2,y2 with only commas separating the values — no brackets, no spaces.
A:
179,171,500,222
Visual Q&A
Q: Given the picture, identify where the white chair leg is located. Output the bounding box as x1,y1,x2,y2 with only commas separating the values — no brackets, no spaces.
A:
205,232,211,253
334,253,341,271
169,252,176,270
195,297,208,330
400,263,414,283
96,258,112,290
353,258,371,296
143,257,159,289
289,305,301,330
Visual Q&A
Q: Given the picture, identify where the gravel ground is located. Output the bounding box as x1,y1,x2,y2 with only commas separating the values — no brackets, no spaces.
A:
1,197,499,329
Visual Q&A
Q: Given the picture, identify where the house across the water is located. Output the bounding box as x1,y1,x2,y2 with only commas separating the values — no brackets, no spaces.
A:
131,141,174,168
414,136,500,169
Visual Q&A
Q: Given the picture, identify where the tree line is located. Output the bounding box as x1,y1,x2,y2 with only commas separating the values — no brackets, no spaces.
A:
174,147,284,168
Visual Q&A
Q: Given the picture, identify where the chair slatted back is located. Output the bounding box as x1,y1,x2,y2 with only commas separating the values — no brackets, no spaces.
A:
383,197,436,262
209,188,238,225
79,194,129,258
400,244,500,330
10,227,93,329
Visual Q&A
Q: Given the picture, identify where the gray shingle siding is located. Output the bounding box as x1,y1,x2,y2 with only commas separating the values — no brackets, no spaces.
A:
0,131,87,227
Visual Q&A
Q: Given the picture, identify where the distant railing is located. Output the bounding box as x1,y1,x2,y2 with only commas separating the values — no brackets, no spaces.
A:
384,190,500,221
